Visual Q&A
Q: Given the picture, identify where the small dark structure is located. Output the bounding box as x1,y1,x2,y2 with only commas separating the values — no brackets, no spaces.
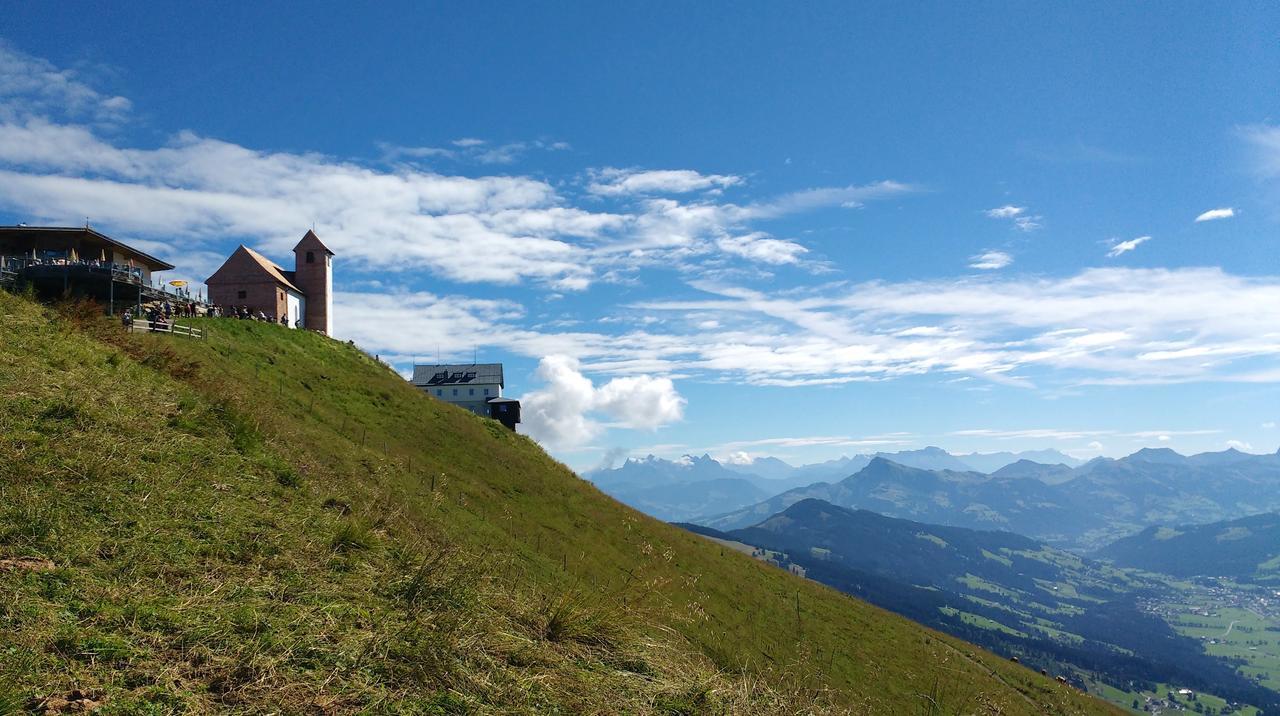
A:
0,225,179,313
486,397,521,431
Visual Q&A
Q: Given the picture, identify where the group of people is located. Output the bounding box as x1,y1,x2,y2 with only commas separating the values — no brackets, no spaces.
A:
118,300,303,330
207,304,301,327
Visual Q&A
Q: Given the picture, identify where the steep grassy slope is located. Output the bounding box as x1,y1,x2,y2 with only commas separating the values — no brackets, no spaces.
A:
0,292,1120,714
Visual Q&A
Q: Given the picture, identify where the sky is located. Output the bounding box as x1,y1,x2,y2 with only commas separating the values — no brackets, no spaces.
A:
2,2,1279,471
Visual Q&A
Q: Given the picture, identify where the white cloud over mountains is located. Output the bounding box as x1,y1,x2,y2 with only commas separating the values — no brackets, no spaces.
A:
336,266,1280,391
520,355,685,447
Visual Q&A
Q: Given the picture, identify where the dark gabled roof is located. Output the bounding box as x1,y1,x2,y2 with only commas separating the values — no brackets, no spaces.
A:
0,226,175,271
411,363,504,388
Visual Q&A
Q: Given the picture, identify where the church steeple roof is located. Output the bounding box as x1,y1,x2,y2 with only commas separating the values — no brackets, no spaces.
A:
293,229,334,256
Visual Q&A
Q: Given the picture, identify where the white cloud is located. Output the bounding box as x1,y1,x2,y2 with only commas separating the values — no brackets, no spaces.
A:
1107,236,1151,257
383,137,569,165
520,356,685,448
721,451,757,465
969,250,1012,270
985,205,1024,219
0,46,913,289
716,232,808,265
0,41,131,124
1195,207,1235,222
985,204,1042,232
587,168,743,196
1241,124,1280,179
520,356,602,448
1226,439,1254,451
1262,422,1276,429
595,373,686,429
1013,215,1041,232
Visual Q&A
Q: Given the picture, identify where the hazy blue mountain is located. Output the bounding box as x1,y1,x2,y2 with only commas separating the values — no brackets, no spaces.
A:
606,477,770,522
698,448,1280,549
699,457,1096,541
585,454,810,522
691,499,1280,712
1186,447,1257,467
869,446,974,471
1097,512,1280,580
957,449,1083,473
721,456,796,480
990,459,1077,484
1124,447,1191,465
785,455,872,483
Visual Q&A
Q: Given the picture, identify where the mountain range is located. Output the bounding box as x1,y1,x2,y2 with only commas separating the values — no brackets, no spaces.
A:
586,446,1082,523
1098,511,1280,581
698,448,1280,550
680,499,1280,712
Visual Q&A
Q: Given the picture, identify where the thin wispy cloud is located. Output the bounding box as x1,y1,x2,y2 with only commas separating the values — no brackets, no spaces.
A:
1195,207,1235,222
381,137,571,165
1106,236,1151,257
587,168,742,196
985,204,1041,231
969,250,1012,270
985,205,1025,219
0,40,131,125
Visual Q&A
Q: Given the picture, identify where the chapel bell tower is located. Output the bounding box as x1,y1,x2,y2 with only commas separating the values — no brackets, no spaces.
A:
292,230,334,335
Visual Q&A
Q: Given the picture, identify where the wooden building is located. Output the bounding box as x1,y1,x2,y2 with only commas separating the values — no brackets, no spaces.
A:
0,225,176,312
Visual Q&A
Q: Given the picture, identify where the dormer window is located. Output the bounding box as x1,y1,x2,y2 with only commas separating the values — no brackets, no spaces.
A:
306,250,315,264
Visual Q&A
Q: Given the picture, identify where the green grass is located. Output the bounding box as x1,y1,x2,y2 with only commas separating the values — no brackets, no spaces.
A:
0,293,1123,714
1165,605,1280,692
1087,679,1261,716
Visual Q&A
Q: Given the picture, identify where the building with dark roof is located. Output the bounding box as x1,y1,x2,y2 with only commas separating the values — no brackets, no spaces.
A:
410,362,520,430
205,230,334,334
0,225,178,312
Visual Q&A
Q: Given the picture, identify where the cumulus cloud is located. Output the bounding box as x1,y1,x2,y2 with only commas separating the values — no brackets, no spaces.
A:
1107,236,1151,257
1195,207,1235,222
520,356,685,448
1226,439,1254,451
969,250,1012,270
587,168,742,196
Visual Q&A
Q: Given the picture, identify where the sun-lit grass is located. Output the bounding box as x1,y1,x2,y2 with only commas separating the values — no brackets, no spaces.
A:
0,292,1123,713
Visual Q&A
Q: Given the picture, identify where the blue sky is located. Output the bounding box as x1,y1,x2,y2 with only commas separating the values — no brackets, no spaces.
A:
2,3,1279,470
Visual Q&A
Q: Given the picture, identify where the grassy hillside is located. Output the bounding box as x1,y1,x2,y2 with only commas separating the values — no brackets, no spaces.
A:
0,291,1121,714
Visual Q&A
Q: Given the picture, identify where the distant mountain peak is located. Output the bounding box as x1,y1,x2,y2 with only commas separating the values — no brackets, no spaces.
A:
1126,447,1188,464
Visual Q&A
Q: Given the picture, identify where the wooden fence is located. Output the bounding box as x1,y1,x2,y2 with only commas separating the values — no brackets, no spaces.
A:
127,319,205,339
